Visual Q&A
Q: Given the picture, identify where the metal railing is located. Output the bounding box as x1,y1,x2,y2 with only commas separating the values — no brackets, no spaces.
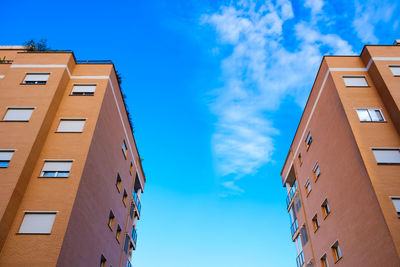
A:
0,59,13,64
131,227,138,245
127,260,133,267
291,219,299,237
296,251,305,267
286,181,298,208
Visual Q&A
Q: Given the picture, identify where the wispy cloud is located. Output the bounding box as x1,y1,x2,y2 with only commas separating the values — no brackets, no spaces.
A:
202,0,355,194
352,0,397,43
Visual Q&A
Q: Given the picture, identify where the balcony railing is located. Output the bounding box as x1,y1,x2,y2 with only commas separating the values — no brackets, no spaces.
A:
286,181,298,208
127,261,133,267
0,59,13,64
291,219,299,237
131,227,137,246
296,251,305,267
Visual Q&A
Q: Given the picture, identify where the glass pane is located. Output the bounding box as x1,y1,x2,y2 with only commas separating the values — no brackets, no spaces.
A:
356,109,371,121
0,161,10,167
374,110,384,121
56,171,70,177
43,171,56,177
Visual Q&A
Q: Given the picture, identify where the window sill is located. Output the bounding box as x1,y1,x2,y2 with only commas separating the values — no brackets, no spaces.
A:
16,232,51,235
38,176,70,178
360,121,386,123
334,257,343,264
55,131,83,133
306,191,311,197
345,85,370,88
108,225,113,231
20,83,47,85
323,213,330,220
313,227,319,233
1,120,30,122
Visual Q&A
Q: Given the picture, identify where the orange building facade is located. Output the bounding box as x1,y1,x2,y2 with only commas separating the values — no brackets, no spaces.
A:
281,42,400,267
0,46,145,267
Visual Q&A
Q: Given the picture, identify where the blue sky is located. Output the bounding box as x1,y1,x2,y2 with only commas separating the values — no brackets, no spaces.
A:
2,0,399,266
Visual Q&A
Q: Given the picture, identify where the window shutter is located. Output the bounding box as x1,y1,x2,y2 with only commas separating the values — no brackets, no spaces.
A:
3,108,34,121
372,149,400,164
0,151,14,160
18,213,56,234
42,161,72,171
343,77,368,87
390,66,400,76
57,119,86,132
24,73,50,82
72,85,96,93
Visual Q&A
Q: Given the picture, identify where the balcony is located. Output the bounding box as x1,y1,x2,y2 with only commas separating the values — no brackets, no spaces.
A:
291,219,299,238
296,251,305,267
286,181,298,209
131,227,137,247
133,192,141,217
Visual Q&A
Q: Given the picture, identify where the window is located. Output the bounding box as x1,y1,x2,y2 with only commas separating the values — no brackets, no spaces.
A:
129,162,133,175
3,108,34,121
18,212,56,234
116,173,122,192
57,119,86,132
296,154,303,165
312,214,319,232
343,76,368,87
0,150,14,168
331,241,343,262
116,225,122,243
71,84,96,96
322,199,331,218
320,254,329,267
372,148,400,164
122,189,128,206
312,162,320,180
22,73,49,84
306,260,314,267
391,197,400,218
124,234,130,254
130,201,135,219
356,108,385,122
40,161,72,177
294,194,302,212
305,179,312,195
390,66,400,76
100,254,107,267
108,210,115,230
300,225,309,246
122,140,128,159
305,132,312,149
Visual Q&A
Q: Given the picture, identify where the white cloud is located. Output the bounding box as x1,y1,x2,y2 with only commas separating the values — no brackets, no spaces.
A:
352,0,397,44
202,0,354,194
304,0,324,16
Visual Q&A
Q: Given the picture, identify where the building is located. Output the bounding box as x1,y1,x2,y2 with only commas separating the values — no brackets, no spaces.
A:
0,46,145,267
280,41,400,267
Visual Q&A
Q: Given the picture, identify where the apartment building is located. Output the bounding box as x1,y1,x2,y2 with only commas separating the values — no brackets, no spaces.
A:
281,41,400,267
0,46,145,267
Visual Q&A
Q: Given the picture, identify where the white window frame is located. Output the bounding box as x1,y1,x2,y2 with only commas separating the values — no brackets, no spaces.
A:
70,84,96,96
0,150,15,168
356,108,385,122
391,197,400,218
305,131,312,148
40,160,73,177
56,118,86,133
22,73,50,85
3,107,35,121
343,76,369,87
305,179,312,195
372,148,400,165
313,162,320,178
122,140,128,159
389,65,400,76
18,211,57,234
